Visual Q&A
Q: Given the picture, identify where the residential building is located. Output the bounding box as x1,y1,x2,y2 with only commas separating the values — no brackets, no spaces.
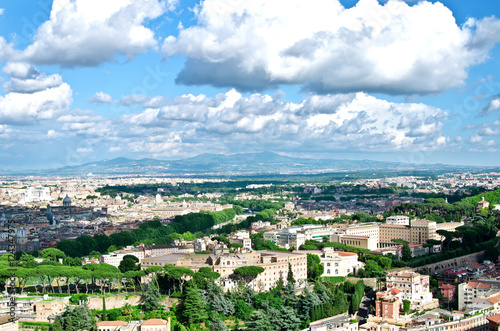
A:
375,288,402,320
487,314,500,331
295,247,363,277
439,284,456,301
228,231,252,250
386,270,438,310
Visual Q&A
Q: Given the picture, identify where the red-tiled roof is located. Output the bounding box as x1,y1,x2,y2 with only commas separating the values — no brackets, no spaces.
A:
97,321,127,326
142,319,168,325
488,314,500,324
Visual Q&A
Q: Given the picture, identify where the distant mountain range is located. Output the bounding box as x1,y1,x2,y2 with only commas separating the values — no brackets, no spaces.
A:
1,152,496,176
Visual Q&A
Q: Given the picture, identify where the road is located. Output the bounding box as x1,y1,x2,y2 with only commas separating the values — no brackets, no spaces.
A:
356,290,375,325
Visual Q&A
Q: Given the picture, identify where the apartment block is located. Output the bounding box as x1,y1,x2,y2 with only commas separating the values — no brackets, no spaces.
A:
386,270,437,310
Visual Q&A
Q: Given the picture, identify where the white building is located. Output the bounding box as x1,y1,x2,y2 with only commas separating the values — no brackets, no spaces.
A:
228,231,252,250
297,247,364,277
24,187,52,202
386,270,438,310
386,216,410,226
100,249,144,268
264,224,334,249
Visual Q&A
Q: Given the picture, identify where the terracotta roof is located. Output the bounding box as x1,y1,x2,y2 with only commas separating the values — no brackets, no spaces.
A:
439,284,455,289
488,314,500,324
488,294,500,304
338,251,357,257
391,288,402,295
468,282,479,288
97,321,127,326
142,319,168,325
478,284,492,289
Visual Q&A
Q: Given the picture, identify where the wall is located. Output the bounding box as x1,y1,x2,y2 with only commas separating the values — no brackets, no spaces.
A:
87,295,177,310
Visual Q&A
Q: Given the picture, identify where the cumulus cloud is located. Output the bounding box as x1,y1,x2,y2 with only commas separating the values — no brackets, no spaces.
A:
58,109,112,137
2,62,64,93
120,94,150,106
88,92,113,105
0,83,72,124
163,0,500,94
18,0,166,66
122,89,447,154
142,96,167,108
0,65,72,124
481,96,500,115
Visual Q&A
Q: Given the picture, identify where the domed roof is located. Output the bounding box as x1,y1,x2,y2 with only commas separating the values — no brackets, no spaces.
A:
63,195,71,203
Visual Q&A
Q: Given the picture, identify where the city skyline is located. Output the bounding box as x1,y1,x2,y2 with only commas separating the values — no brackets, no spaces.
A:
1,0,500,169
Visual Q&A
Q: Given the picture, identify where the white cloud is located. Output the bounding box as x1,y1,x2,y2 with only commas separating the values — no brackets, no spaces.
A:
0,8,4,15
142,96,167,108
0,83,72,125
2,62,64,93
163,0,500,94
88,92,113,105
468,133,483,144
18,0,166,66
481,96,500,115
120,94,150,106
76,147,93,153
0,37,14,62
123,89,447,154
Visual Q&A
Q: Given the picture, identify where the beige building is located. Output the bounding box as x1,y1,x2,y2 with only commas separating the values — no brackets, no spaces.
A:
96,318,170,331
331,234,377,251
33,297,68,322
141,251,307,292
0,316,18,331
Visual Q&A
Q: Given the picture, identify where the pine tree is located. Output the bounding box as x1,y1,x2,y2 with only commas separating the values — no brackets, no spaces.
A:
180,284,208,325
141,281,162,311
209,316,227,331
51,317,63,331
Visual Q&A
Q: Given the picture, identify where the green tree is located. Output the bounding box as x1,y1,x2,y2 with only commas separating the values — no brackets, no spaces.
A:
287,263,295,285
307,254,324,281
141,281,162,311
209,316,227,331
179,284,208,325
403,299,411,314
233,266,265,286
118,255,139,273
51,317,63,331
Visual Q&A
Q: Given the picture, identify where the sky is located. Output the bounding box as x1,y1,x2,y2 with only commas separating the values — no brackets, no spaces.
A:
1,0,500,169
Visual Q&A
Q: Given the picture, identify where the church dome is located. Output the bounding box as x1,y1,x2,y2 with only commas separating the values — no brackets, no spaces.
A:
63,195,72,206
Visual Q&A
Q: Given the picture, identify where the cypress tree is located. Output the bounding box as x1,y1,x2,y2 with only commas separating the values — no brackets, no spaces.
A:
102,296,107,321
287,262,295,285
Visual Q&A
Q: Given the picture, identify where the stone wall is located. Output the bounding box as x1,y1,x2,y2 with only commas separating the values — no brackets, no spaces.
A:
413,251,484,275
87,294,177,310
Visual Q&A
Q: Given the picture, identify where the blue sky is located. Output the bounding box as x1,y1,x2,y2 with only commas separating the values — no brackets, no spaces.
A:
1,0,500,169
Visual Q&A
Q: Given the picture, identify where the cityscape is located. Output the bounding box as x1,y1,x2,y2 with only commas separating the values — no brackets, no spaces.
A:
1,1,500,331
